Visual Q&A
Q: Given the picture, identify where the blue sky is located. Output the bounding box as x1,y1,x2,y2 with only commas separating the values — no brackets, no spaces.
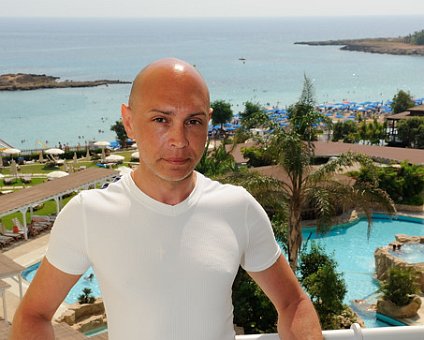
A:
3,0,424,17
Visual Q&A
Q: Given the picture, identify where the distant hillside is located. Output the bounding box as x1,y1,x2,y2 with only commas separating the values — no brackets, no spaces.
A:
295,34,424,56
0,73,131,91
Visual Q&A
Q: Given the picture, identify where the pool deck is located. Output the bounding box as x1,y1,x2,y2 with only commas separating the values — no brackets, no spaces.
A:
0,233,72,325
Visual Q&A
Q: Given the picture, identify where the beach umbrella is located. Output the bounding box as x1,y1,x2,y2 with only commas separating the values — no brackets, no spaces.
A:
117,166,132,176
47,170,69,180
0,153,2,168
94,141,110,161
10,159,18,178
0,173,4,178
45,148,65,156
2,148,21,160
131,143,138,148
105,154,125,163
72,152,78,169
131,151,139,160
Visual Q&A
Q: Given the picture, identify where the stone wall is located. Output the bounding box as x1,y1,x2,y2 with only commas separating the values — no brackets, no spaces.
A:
57,298,107,333
374,235,424,293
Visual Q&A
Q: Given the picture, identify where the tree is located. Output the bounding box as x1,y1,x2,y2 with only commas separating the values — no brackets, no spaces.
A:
110,119,129,148
272,131,396,270
222,130,396,271
288,75,331,144
232,268,278,334
196,141,237,177
357,161,424,205
333,120,358,143
78,288,95,304
397,117,424,148
300,243,349,330
211,100,233,132
391,90,415,114
239,101,270,130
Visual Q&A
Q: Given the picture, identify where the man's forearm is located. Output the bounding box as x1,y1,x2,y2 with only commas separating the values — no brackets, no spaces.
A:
10,313,55,340
277,296,322,340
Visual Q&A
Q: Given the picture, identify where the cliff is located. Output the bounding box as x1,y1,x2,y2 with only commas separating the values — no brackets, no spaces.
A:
0,73,131,91
294,37,424,56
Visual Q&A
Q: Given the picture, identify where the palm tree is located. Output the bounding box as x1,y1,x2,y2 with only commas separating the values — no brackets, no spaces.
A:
221,130,396,271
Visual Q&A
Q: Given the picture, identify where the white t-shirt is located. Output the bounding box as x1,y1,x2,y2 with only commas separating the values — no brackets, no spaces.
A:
46,172,281,340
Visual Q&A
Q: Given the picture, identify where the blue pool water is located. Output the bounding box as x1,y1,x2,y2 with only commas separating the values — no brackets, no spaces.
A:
390,243,424,263
22,214,423,327
303,214,423,327
22,263,101,305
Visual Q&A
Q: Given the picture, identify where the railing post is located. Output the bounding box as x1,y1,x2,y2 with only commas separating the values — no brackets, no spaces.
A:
351,323,363,340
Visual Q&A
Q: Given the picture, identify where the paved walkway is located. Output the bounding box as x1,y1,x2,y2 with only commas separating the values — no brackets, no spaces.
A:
0,233,64,323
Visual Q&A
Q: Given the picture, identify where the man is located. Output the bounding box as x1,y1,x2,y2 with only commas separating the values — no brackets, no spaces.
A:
11,58,322,339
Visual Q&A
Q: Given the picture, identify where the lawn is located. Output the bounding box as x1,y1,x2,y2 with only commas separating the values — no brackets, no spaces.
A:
1,194,76,230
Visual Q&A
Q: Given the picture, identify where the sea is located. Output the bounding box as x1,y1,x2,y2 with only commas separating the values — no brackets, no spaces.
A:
1,16,424,150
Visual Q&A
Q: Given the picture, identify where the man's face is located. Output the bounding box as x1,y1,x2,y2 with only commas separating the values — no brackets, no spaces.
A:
123,67,211,184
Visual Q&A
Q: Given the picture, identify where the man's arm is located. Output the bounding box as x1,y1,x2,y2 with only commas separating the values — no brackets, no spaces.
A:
10,257,81,340
248,255,322,340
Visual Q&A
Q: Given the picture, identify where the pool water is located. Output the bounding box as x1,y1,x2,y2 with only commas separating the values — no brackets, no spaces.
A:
390,243,424,263
22,263,101,304
22,214,423,327
302,214,423,327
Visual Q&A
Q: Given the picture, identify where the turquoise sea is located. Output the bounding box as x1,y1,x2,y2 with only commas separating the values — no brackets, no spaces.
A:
1,16,424,149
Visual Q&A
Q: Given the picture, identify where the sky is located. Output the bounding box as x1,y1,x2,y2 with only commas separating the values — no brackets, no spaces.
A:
2,0,424,18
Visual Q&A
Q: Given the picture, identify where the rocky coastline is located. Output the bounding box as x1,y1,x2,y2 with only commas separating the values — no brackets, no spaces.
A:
0,73,131,91
294,38,424,56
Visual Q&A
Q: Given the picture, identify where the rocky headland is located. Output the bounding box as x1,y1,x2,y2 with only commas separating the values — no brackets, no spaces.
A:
295,37,424,56
0,73,131,91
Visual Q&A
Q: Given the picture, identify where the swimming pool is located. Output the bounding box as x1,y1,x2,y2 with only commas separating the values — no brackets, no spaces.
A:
390,243,424,263
22,214,423,327
22,263,101,305
303,214,423,327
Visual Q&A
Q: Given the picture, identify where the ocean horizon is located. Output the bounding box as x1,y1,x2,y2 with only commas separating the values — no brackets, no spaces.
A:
1,16,424,149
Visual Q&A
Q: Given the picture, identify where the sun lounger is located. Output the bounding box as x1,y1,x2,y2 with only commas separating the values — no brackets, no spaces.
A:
21,176,32,184
0,235,14,249
3,177,16,185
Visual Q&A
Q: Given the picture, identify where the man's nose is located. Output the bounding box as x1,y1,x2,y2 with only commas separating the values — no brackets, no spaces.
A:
169,123,189,148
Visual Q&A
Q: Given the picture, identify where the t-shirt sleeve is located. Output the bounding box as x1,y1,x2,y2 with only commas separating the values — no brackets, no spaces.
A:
45,193,90,275
240,191,281,272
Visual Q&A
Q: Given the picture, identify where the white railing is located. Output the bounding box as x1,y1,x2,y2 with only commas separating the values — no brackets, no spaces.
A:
235,323,424,339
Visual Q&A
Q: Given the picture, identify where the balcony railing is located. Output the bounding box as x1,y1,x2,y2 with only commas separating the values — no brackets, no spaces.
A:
235,323,424,339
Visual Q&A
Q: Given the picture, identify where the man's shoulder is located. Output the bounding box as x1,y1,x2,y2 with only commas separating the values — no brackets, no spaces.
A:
77,174,130,205
198,172,252,202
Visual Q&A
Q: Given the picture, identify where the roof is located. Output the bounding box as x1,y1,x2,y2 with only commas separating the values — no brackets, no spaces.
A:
0,253,24,279
313,142,424,165
0,168,117,217
386,104,424,120
229,141,424,166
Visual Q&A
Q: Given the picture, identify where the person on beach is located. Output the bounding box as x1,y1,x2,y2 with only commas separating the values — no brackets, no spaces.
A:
11,58,322,340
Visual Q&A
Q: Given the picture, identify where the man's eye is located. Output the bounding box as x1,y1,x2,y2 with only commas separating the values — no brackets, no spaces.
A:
187,119,202,125
154,117,167,123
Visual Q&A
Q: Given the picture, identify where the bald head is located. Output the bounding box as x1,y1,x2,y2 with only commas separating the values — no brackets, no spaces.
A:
128,58,210,110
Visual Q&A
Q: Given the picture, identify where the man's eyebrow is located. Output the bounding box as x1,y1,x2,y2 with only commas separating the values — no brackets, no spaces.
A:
149,109,207,117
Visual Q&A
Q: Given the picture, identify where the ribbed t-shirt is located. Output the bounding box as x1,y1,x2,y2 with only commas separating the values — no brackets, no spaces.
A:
46,171,281,340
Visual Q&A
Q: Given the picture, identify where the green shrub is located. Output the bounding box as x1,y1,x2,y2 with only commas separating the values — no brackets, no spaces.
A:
380,267,418,306
78,288,95,304
299,242,349,330
232,268,277,334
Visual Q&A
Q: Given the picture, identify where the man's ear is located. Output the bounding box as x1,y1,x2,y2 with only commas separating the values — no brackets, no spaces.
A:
121,104,134,138
208,107,213,121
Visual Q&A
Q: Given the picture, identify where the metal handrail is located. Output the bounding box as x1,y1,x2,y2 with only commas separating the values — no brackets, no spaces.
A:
235,323,424,339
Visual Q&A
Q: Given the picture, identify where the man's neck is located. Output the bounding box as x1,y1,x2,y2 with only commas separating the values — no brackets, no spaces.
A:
131,168,196,206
